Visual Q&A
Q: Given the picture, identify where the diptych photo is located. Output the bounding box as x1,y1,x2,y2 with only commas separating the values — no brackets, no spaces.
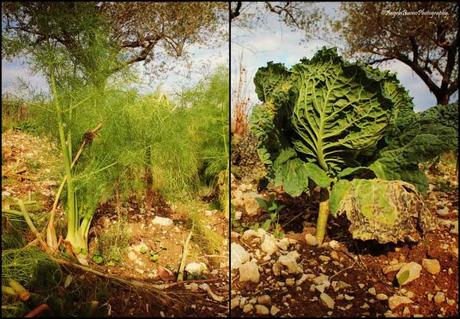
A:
1,1,458,318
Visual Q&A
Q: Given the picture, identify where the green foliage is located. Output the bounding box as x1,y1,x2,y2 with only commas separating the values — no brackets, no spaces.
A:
94,220,131,265
330,178,436,243
255,195,285,238
368,103,458,193
251,47,458,196
1,247,62,289
251,47,407,196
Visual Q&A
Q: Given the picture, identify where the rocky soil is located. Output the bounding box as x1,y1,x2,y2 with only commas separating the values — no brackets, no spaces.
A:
230,158,458,317
2,130,230,317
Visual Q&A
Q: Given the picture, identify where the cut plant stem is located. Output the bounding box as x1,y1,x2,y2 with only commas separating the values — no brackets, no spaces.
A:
2,286,17,297
177,222,194,282
46,123,102,251
8,279,30,301
316,188,330,245
144,145,154,212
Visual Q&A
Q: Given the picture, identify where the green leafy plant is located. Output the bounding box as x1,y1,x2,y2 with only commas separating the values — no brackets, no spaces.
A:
250,48,457,244
91,253,104,265
256,195,285,236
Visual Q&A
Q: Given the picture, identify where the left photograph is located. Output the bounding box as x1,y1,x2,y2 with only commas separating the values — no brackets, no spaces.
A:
1,2,229,317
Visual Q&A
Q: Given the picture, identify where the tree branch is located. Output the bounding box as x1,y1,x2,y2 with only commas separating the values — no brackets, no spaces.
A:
265,2,301,29
230,1,242,20
368,57,394,65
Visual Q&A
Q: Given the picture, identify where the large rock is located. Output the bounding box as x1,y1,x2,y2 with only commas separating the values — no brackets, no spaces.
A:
231,243,250,269
396,262,422,286
422,258,441,275
239,261,260,283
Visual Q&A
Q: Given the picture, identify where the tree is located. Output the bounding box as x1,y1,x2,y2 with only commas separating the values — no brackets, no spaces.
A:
338,2,458,105
230,1,322,33
2,2,227,88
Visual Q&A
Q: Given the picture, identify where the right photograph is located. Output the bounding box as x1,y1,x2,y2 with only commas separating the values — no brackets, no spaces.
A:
230,2,458,318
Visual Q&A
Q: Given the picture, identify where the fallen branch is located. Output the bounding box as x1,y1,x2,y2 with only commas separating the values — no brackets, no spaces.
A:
199,283,224,302
24,304,50,318
3,200,50,253
52,256,178,292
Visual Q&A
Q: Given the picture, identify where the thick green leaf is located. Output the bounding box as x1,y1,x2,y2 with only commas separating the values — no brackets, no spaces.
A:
250,47,410,185
304,163,331,188
255,197,269,210
333,179,436,243
273,157,309,197
329,179,351,216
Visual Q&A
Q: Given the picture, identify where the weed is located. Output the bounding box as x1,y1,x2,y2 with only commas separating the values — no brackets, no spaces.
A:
255,195,286,237
94,218,131,264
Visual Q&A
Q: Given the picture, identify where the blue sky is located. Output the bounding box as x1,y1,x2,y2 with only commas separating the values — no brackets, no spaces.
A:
231,2,454,112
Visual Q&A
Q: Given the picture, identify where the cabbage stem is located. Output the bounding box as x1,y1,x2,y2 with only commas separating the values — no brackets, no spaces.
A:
316,188,329,245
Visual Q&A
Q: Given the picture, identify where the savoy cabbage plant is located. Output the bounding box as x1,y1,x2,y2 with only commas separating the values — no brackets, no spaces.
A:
250,48,457,244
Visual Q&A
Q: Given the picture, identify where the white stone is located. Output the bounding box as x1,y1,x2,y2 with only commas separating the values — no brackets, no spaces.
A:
242,229,258,241
127,251,137,261
239,261,260,283
278,251,302,274
261,234,278,256
243,192,263,216
437,207,449,217
270,305,280,316
434,292,445,304
320,292,335,309
152,216,173,226
376,293,388,301
185,262,207,276
329,240,341,250
242,304,253,313
396,262,422,286
257,295,271,305
305,233,318,246
234,211,242,220
286,278,295,286
255,304,269,315
296,274,309,286
231,243,250,269
277,238,290,250
388,295,413,310
422,258,441,275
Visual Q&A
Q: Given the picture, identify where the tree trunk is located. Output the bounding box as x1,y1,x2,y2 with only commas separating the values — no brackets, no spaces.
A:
144,145,154,212
436,93,450,105
315,188,330,245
